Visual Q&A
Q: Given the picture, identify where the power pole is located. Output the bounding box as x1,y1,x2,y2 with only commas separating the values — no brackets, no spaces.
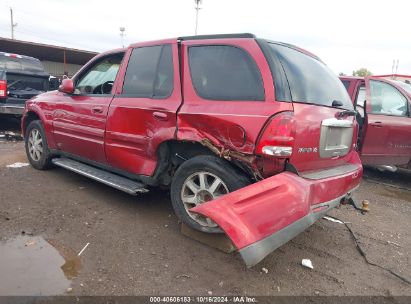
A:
194,0,202,35
10,7,17,39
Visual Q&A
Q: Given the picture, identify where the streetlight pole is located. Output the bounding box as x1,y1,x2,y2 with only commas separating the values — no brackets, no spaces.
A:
120,27,126,48
194,0,202,35
10,7,17,39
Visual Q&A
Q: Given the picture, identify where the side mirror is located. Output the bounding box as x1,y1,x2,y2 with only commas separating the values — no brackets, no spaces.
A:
58,78,74,94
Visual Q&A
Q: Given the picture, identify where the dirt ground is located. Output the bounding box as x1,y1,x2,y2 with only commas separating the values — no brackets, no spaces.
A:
0,118,410,296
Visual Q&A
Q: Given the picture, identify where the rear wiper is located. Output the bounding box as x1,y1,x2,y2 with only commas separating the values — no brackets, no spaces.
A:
332,100,344,107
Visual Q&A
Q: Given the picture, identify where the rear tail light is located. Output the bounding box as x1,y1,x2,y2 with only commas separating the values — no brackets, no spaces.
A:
256,112,296,157
0,80,6,98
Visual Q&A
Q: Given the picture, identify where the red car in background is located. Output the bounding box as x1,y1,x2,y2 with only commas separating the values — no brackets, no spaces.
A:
21,34,363,266
341,76,411,170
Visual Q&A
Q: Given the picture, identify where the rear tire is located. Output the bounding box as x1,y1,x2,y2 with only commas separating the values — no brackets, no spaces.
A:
170,155,250,233
25,120,53,170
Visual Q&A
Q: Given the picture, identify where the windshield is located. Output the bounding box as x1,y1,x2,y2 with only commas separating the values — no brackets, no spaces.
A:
393,80,411,95
266,43,353,110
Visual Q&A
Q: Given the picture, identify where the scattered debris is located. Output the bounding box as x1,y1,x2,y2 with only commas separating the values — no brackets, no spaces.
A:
66,287,73,293
0,131,23,141
323,216,344,224
24,240,36,247
261,267,269,274
218,281,224,287
207,291,213,296
77,242,90,256
387,240,402,247
176,274,190,279
302,259,314,269
6,162,29,168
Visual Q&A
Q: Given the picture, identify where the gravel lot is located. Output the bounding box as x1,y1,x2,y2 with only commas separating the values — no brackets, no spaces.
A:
0,118,410,296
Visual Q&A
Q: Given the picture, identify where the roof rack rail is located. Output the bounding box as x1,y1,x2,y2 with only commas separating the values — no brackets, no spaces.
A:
178,33,256,41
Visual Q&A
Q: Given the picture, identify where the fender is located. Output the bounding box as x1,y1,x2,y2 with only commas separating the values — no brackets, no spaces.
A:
23,102,57,149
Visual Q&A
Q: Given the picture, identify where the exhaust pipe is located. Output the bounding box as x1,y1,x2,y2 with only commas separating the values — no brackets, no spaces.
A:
376,165,397,172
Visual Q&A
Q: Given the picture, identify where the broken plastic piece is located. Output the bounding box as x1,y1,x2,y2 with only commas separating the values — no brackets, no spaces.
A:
302,259,313,269
6,162,29,168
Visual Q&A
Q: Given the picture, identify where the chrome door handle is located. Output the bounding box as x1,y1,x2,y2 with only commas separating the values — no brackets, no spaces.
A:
153,111,168,121
370,121,383,127
92,106,104,114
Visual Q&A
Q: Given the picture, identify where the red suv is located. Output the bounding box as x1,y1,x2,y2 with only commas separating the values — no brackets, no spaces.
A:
22,34,362,266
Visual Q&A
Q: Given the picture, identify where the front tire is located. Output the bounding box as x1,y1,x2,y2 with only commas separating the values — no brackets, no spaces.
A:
171,155,250,233
25,120,52,170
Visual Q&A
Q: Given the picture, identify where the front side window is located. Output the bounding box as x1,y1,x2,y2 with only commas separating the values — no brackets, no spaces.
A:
75,53,124,95
370,80,408,116
122,44,174,98
188,45,264,101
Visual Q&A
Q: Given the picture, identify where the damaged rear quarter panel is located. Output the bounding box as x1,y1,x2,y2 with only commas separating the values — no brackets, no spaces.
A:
177,38,293,164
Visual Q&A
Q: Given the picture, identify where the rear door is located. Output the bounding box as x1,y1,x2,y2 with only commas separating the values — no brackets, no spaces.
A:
178,38,293,177
105,41,181,176
361,77,411,165
52,52,124,163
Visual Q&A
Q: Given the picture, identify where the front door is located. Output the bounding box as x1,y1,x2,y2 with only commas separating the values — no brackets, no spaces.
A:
361,78,411,165
52,52,124,164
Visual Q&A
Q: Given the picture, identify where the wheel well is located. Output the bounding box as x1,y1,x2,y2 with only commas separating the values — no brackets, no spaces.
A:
23,111,41,135
151,140,253,186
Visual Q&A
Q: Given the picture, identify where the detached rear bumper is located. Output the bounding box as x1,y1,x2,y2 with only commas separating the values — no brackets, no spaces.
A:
191,159,362,267
239,193,349,266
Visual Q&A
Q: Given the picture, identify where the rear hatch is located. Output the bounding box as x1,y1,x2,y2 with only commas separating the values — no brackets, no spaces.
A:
258,40,356,174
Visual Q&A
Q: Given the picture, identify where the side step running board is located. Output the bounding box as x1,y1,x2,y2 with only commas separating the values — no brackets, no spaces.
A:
52,158,148,195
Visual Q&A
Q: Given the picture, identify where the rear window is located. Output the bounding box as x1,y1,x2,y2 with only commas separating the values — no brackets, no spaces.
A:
7,74,48,92
0,56,45,73
188,45,264,101
267,43,353,110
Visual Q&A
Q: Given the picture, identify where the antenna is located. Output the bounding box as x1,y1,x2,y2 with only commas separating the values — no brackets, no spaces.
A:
194,0,203,35
395,59,399,76
120,27,126,48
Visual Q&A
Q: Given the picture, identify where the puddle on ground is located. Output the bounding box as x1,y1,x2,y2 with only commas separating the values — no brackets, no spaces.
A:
0,235,82,295
377,186,411,202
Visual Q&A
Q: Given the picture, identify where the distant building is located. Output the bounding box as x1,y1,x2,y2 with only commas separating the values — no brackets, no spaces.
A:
374,74,411,84
0,37,98,78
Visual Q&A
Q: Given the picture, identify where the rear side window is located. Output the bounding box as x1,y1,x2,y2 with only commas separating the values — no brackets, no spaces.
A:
188,45,264,101
267,43,353,110
122,45,173,98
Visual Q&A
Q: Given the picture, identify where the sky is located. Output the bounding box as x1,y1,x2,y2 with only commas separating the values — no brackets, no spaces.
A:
0,0,410,76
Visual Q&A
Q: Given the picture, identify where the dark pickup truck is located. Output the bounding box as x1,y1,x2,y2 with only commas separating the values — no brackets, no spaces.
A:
0,52,50,115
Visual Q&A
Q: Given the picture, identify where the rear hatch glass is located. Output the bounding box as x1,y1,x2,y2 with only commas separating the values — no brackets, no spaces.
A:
267,43,353,109
261,41,356,172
